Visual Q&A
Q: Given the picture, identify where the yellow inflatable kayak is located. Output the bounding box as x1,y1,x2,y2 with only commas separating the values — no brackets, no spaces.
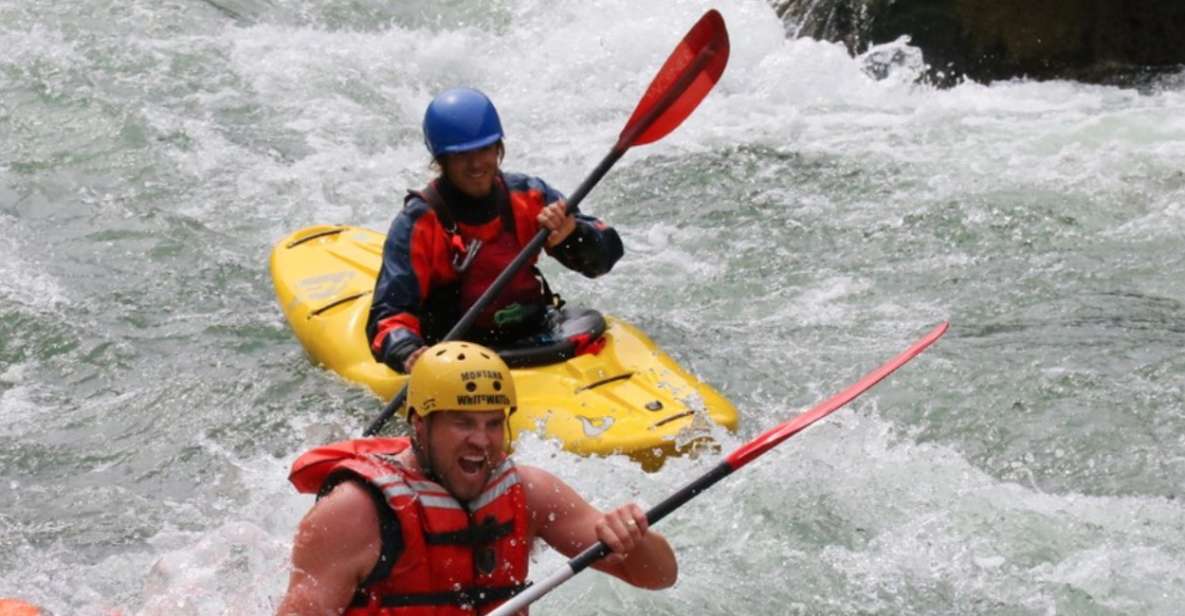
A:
270,225,739,469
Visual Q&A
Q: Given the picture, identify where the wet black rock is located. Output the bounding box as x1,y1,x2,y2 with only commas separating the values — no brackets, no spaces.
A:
772,0,1185,86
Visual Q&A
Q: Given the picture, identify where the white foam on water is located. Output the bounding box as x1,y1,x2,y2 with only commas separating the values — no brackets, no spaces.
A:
142,0,801,235
638,404,1185,615
807,409,1185,613
0,377,44,437
617,222,725,278
0,22,88,76
95,444,307,615
0,217,66,309
757,274,871,327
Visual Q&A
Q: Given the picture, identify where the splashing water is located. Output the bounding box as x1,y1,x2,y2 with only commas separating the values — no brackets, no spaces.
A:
2,0,1184,614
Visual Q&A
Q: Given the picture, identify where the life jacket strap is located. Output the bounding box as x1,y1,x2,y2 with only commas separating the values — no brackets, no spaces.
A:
415,177,516,235
423,518,514,546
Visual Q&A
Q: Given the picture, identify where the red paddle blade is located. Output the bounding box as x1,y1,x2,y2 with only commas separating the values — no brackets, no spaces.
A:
725,322,950,470
620,9,730,148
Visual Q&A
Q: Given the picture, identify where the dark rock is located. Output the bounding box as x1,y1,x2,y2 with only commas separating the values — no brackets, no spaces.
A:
772,0,1185,86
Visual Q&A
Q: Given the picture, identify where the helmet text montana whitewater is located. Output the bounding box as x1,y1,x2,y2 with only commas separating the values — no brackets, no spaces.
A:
457,394,512,406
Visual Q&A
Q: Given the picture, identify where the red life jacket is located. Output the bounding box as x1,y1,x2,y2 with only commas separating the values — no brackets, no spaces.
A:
289,437,530,616
416,178,548,330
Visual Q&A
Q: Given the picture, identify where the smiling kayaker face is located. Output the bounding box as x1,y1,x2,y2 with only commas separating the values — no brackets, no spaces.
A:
412,408,507,502
422,87,506,199
440,141,502,198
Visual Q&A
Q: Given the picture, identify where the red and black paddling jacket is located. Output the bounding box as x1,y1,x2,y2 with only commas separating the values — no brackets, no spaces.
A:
366,172,623,371
289,437,530,615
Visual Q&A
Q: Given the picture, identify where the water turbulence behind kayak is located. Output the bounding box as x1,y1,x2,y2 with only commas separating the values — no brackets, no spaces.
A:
270,225,739,470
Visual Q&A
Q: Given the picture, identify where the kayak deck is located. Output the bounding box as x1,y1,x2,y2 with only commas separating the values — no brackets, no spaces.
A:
271,225,739,469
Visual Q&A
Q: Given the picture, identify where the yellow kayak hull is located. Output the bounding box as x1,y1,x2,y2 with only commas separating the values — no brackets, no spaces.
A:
270,225,739,469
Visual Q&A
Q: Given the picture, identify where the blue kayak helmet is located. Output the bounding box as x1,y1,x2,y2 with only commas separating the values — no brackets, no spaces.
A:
422,87,504,157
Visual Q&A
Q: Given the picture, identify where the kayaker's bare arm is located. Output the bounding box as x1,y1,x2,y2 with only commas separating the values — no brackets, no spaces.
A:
276,482,382,616
519,465,677,589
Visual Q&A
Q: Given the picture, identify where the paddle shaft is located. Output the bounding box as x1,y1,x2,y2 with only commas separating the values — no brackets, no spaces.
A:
484,459,732,615
485,321,949,616
362,33,723,437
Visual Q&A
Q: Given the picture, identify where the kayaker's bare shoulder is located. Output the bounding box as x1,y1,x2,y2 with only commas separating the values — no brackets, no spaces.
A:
516,464,566,509
515,463,556,487
515,464,586,539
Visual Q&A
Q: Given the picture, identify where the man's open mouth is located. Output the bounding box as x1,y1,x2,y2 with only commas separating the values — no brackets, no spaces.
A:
458,455,486,474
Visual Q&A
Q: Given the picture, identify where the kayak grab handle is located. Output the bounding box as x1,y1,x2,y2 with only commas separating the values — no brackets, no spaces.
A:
574,372,634,393
652,410,694,428
309,291,370,318
286,226,347,248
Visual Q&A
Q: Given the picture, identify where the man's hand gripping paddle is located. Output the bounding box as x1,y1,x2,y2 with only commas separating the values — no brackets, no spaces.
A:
486,322,950,616
363,10,730,436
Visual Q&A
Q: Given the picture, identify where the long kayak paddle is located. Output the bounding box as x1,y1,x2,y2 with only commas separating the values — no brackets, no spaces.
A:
363,10,730,436
485,321,950,616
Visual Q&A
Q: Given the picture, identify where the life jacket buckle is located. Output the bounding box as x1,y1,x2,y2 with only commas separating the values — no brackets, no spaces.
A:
452,238,482,273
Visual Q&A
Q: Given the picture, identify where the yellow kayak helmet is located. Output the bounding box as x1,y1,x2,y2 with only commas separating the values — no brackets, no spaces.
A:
407,341,517,418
